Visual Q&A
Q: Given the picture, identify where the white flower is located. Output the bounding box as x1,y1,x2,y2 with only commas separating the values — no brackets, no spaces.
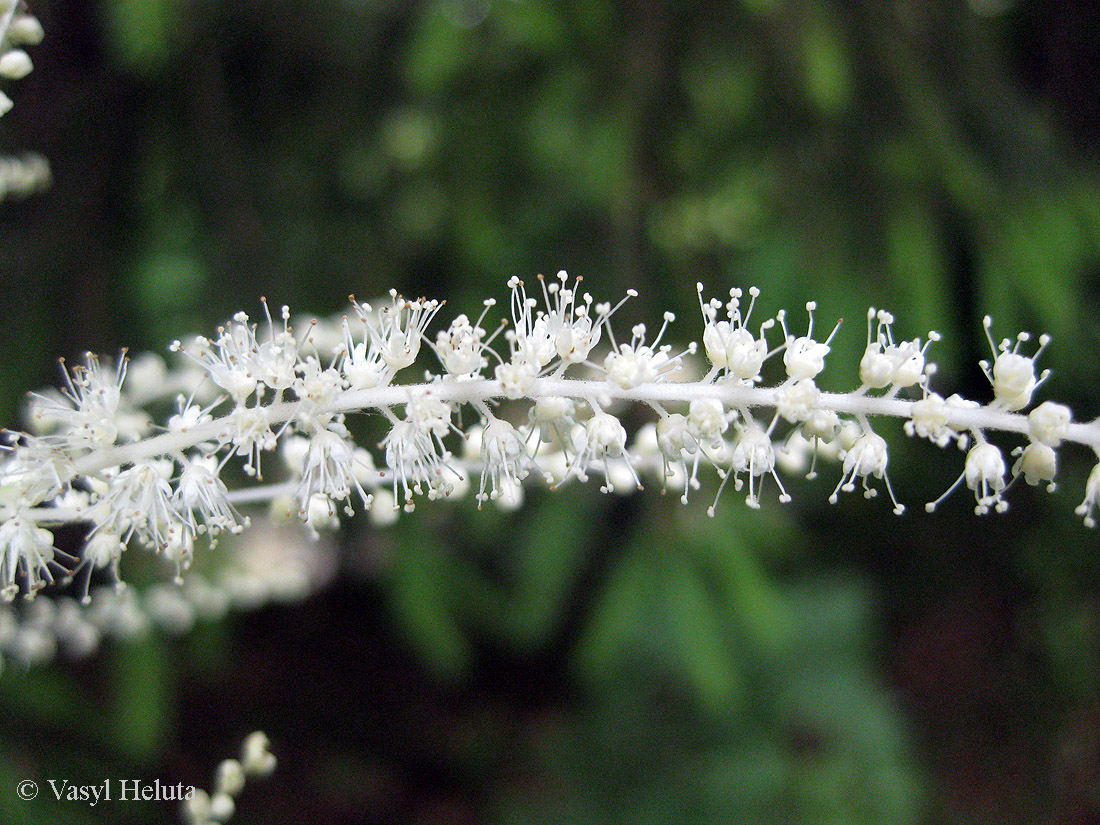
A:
382,420,459,510
167,395,217,434
801,408,839,442
7,11,44,48
357,291,442,372
495,358,538,399
1075,462,1100,528
406,390,453,438
830,431,904,514
475,418,541,506
776,378,820,423
294,427,373,517
90,460,181,551
174,313,262,403
433,300,501,378
687,398,732,447
980,316,1050,411
927,440,1007,515
30,352,128,450
538,270,626,365
0,515,57,601
339,316,389,390
241,731,277,777
963,442,1008,514
251,299,301,393
175,454,247,536
603,314,694,389
696,284,775,382
778,302,841,381
905,392,976,448
1012,442,1057,491
560,411,639,493
0,435,69,510
725,424,788,510
222,405,278,478
655,414,692,475
505,276,556,367
858,308,937,391
1027,401,1071,447
529,396,577,450
0,49,33,80
292,357,345,430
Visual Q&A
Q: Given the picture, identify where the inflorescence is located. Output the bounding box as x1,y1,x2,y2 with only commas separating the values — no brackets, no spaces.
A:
0,0,49,200
1,271,1098,601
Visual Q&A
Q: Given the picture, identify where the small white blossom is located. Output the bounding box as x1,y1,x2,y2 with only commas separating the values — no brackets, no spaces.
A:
222,405,278,478
31,352,129,450
294,426,373,517
709,423,789,512
241,731,278,777
91,460,181,551
980,316,1050,411
964,442,1008,514
382,420,459,510
603,315,693,389
475,418,542,506
776,378,820,423
905,392,977,448
406,390,454,439
927,440,1008,515
858,308,938,391
291,357,345,431
433,300,501,378
687,398,732,447
539,270,623,365
653,413,721,502
174,314,262,403
778,302,841,381
175,454,247,537
0,436,69,510
505,276,556,367
830,431,904,514
696,284,775,382
1076,463,1100,528
1028,401,1071,447
339,315,389,390
561,411,640,493
7,12,44,47
0,515,57,601
801,408,839,442
529,396,577,450
495,358,538,399
0,49,32,80
167,394,218,434
1012,442,1057,491
357,291,442,372
252,299,302,393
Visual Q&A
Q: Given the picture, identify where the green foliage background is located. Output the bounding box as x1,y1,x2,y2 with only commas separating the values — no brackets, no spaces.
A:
1,1,1099,823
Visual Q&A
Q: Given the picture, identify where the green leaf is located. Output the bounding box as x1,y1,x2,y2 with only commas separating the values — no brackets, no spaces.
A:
665,553,744,713
574,547,652,680
384,541,471,680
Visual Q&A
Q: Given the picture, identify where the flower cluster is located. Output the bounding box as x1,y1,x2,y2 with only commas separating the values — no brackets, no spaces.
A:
1,272,1099,602
0,518,335,673
182,731,277,825
0,0,48,200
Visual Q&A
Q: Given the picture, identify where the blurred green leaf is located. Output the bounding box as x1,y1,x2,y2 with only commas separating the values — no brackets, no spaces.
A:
384,538,471,679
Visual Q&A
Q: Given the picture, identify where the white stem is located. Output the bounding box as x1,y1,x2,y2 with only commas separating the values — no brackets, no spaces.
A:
62,377,1100,486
